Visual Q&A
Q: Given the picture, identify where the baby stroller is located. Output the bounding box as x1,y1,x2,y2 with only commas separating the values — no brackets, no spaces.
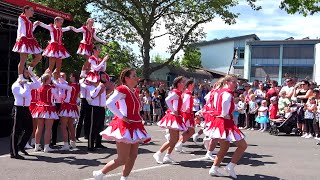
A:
269,104,302,136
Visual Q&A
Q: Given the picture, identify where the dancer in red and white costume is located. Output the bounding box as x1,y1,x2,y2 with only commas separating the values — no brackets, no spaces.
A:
72,18,107,78
29,88,39,147
12,6,42,81
174,79,196,152
153,76,187,164
58,73,80,151
205,75,247,178
37,17,72,77
85,45,108,83
32,74,60,153
93,68,150,180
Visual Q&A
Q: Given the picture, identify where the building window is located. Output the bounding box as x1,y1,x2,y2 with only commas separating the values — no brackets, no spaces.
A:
282,66,313,80
283,45,314,59
251,46,280,59
239,49,245,59
250,66,279,82
234,68,244,77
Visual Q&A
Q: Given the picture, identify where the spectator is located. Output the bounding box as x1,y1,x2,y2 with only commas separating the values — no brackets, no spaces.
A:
266,80,279,102
280,78,295,100
152,90,162,124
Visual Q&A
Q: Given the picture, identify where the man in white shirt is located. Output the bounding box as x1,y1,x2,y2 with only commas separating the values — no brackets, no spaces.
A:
76,78,91,140
10,68,41,159
280,78,295,100
87,72,114,151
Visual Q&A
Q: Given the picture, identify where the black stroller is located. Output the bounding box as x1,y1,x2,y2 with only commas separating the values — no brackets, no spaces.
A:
269,104,303,136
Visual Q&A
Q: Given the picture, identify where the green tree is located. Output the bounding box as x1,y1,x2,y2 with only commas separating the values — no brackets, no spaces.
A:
280,0,320,16
181,46,202,68
89,0,261,79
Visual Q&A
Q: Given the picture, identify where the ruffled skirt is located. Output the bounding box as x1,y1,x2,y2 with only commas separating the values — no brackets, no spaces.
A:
29,102,37,113
31,102,59,119
58,103,79,118
85,71,99,83
12,37,42,54
204,117,245,142
42,42,70,59
182,112,195,128
100,117,151,144
77,43,93,56
256,116,269,123
157,111,187,131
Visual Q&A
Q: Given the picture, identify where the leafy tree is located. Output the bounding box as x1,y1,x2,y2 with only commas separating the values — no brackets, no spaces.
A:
280,0,320,16
89,0,261,79
181,46,202,68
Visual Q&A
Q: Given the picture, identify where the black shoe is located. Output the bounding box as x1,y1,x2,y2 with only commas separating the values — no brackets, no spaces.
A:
88,147,95,152
50,142,56,146
10,154,25,160
95,144,107,149
20,148,29,155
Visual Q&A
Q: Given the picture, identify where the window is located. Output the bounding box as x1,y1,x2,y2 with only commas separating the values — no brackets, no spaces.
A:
283,45,314,59
239,49,245,59
233,68,244,77
282,66,313,80
251,46,280,59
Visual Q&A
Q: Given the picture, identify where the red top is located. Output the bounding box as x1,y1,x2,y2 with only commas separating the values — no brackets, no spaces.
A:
170,89,182,114
116,85,141,121
269,104,278,119
50,24,63,44
184,89,193,113
20,15,33,38
83,26,95,45
37,85,55,106
69,83,80,104
215,88,234,118
31,89,38,103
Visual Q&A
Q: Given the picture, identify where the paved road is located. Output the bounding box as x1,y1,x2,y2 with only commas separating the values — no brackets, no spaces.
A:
1,126,320,180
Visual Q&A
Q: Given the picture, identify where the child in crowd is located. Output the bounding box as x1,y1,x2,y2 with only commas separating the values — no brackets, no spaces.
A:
238,94,247,129
302,97,316,139
143,90,152,124
278,91,291,116
233,97,240,126
256,100,269,132
248,94,258,130
269,96,279,120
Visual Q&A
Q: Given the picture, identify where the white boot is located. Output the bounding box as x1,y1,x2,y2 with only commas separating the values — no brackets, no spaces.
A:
153,151,162,164
209,166,224,176
70,140,79,151
93,170,105,180
205,151,216,160
174,142,184,152
34,144,42,151
59,142,70,151
30,138,36,146
120,176,128,180
163,154,175,164
192,133,200,144
44,144,55,153
25,142,33,149
225,162,237,178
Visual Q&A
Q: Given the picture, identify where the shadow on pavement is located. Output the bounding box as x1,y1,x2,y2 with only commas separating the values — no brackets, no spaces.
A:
237,174,281,180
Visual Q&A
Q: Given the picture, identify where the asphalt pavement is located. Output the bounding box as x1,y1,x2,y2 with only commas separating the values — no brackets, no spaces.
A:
0,126,320,180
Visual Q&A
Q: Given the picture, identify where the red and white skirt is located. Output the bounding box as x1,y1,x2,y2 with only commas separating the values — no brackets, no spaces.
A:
204,117,245,142
42,42,70,59
77,43,93,56
58,103,79,118
182,112,195,128
12,37,42,54
85,71,99,83
29,102,37,113
157,111,187,131
31,102,59,119
100,117,151,144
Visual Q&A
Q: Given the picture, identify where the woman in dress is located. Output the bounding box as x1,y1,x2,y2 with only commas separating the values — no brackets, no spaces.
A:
32,74,60,153
153,76,187,164
85,45,108,83
71,18,107,78
12,5,42,81
205,75,247,178
37,17,72,77
58,73,80,150
93,68,150,180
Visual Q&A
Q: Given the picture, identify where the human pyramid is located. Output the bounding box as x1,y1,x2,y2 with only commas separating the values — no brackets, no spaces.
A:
10,5,248,180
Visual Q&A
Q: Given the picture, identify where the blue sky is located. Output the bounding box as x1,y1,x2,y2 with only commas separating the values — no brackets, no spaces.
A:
89,1,320,58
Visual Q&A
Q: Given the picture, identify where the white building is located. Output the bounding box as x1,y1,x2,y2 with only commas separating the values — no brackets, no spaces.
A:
195,34,320,83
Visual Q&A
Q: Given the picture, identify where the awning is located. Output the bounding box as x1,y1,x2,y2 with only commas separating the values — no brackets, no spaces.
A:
2,0,72,21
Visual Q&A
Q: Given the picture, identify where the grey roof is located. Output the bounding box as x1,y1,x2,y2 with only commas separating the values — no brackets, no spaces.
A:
193,34,260,47
247,39,320,46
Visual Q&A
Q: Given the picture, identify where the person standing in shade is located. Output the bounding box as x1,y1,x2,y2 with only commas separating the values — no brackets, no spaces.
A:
10,68,41,159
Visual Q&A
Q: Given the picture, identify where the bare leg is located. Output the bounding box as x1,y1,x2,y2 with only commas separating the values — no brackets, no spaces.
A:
82,55,90,71
213,140,230,166
208,138,219,151
180,127,195,143
44,119,54,145
100,142,132,174
32,118,38,138
60,117,69,142
67,118,76,141
167,129,179,154
30,53,42,68
18,53,28,75
230,139,247,164
35,119,44,144
55,58,62,75
122,143,139,177
47,57,56,74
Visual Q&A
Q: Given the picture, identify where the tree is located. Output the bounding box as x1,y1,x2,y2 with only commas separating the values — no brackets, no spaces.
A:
181,46,202,68
280,0,320,16
89,0,261,79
